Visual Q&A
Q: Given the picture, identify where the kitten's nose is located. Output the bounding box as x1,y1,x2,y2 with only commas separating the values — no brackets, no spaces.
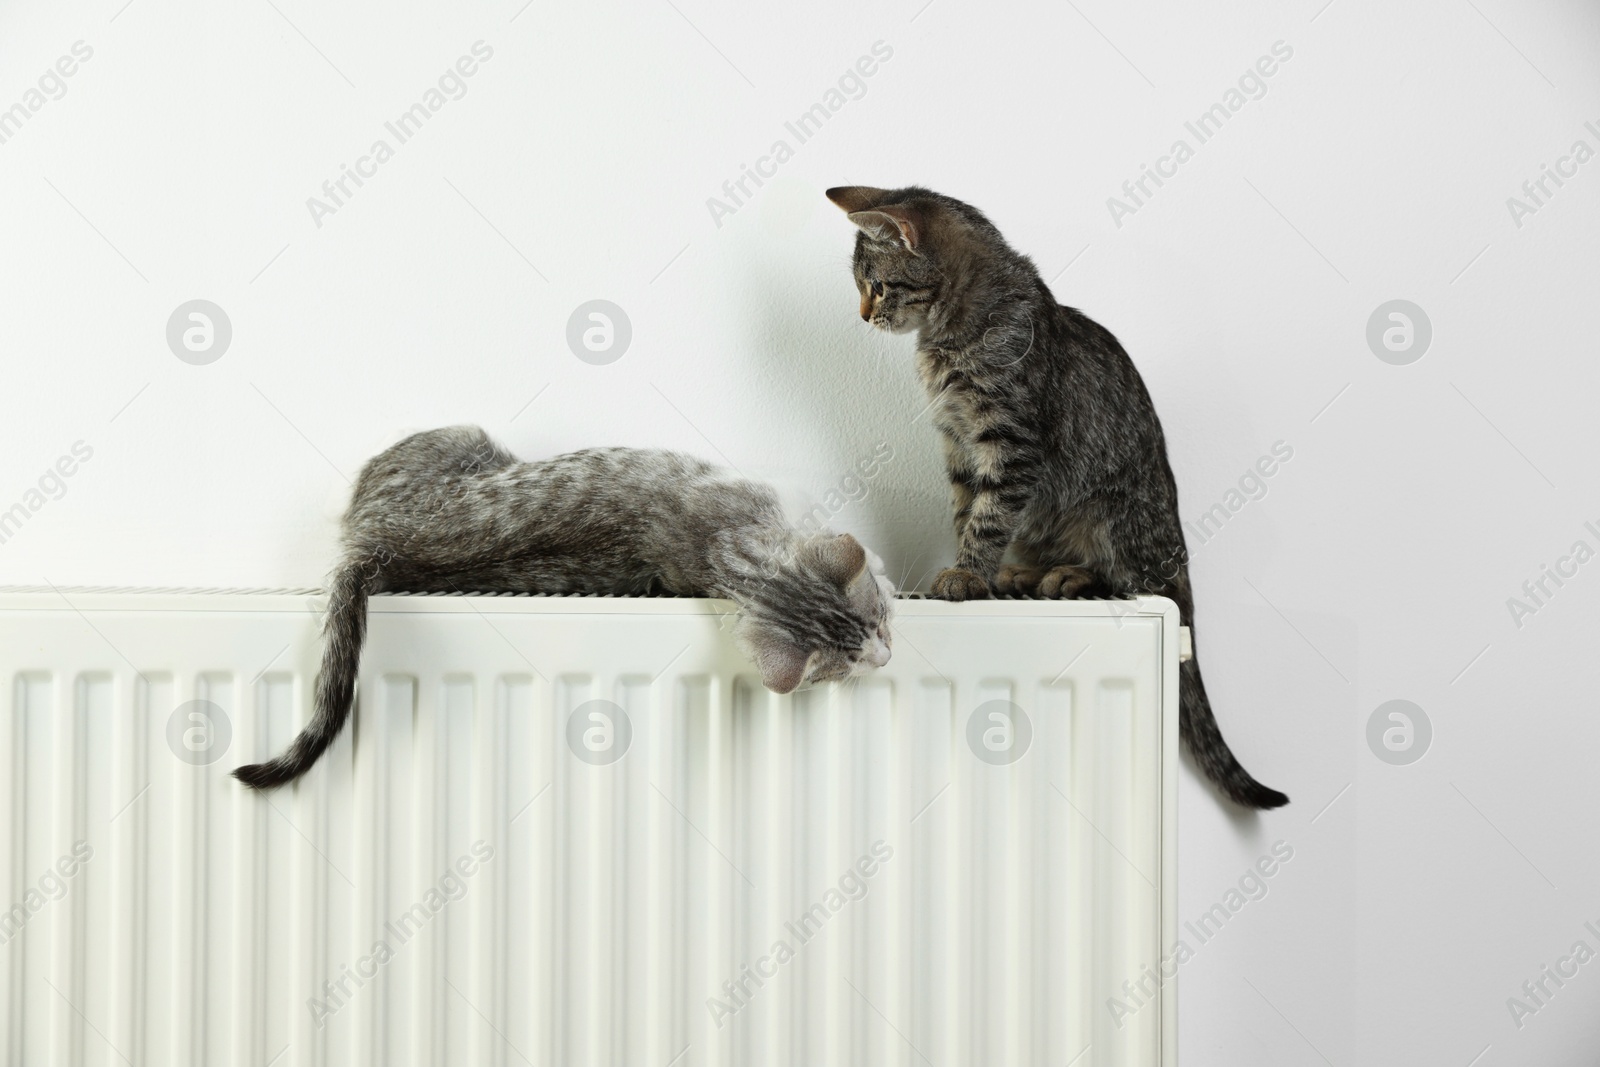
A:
868,639,891,667
859,294,873,321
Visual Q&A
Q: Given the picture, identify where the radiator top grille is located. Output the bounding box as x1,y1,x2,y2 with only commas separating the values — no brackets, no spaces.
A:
0,584,1139,603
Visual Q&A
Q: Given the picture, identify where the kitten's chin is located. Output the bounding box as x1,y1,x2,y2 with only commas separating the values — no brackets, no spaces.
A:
868,315,919,336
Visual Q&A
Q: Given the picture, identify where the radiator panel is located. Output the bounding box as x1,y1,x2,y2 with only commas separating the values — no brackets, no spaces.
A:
0,592,1178,1067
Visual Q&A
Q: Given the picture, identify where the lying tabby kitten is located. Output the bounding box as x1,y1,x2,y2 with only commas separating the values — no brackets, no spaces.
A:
234,426,894,789
827,184,1287,809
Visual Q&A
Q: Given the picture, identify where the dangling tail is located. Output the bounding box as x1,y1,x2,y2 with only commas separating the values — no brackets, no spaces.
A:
232,562,370,790
1180,643,1288,810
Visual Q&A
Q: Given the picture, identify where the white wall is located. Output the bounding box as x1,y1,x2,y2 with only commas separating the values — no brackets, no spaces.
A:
5,0,1600,1061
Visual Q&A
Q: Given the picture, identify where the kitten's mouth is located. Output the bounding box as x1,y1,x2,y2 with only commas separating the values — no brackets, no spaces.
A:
850,637,892,674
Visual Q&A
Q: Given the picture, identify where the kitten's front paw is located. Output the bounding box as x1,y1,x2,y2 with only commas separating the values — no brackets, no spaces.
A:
931,567,992,601
995,565,1043,595
1038,565,1095,599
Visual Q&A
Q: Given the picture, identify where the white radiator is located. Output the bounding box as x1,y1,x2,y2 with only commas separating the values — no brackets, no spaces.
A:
0,589,1178,1067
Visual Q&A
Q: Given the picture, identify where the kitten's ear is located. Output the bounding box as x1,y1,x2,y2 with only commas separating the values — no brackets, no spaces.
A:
825,186,891,213
754,638,813,694
808,533,869,586
846,207,920,253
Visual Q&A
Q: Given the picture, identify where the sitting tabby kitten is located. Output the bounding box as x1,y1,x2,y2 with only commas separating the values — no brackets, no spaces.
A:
827,185,1287,809
234,426,894,789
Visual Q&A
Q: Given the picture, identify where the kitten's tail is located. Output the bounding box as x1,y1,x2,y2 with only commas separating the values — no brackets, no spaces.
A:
1181,645,1288,810
232,562,370,790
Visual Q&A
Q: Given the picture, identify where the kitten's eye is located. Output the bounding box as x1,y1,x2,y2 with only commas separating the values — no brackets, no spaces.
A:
870,280,884,297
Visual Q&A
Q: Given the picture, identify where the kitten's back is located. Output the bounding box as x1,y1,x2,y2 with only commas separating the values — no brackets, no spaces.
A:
342,428,782,593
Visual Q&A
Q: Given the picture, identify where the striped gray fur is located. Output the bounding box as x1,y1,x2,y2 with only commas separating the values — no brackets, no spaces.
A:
828,185,1287,810
233,426,893,789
